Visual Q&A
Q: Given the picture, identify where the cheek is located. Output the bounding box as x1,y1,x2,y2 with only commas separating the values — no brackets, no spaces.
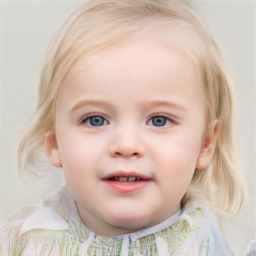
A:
57,128,107,175
160,150,196,183
159,151,196,202
60,144,98,191
150,131,202,185
150,129,202,162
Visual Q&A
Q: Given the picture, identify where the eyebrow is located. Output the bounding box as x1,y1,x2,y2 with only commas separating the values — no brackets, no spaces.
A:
70,99,187,113
70,99,113,113
139,99,187,112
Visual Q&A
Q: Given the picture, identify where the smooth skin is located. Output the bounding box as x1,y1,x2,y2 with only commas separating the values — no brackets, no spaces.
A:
45,34,218,237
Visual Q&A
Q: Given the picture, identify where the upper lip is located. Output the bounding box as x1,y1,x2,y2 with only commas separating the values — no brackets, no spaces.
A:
102,171,151,181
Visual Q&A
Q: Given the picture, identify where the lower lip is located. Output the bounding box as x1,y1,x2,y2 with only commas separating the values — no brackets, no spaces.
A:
103,180,150,193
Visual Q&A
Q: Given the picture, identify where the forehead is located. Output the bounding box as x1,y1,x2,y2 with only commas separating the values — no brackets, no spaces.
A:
65,32,201,85
59,35,203,109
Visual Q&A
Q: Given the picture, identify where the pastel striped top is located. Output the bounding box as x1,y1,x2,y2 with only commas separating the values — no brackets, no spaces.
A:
0,186,232,256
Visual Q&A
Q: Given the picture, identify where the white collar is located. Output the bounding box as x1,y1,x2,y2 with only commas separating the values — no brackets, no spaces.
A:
19,207,69,237
107,210,180,241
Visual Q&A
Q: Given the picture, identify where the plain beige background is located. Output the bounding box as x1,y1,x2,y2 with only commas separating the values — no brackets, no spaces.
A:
0,1,255,255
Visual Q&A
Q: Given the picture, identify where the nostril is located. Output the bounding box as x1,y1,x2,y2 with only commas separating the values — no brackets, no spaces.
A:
114,152,122,157
110,146,145,158
109,136,145,158
113,151,141,158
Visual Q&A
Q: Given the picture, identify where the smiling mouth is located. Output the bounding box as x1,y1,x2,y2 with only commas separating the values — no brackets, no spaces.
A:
102,172,151,193
103,172,151,183
109,176,143,182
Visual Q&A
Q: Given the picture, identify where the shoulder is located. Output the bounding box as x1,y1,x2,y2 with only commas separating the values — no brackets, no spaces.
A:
204,209,233,256
0,205,41,255
0,189,71,255
179,201,233,256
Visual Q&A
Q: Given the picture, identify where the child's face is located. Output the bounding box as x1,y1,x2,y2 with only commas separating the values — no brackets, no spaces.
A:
46,34,216,236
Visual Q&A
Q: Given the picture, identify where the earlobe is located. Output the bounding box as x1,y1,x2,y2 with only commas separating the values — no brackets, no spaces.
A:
44,130,62,167
196,121,220,170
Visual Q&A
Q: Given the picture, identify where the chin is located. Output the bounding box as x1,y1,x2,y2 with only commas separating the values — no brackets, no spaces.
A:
108,211,156,231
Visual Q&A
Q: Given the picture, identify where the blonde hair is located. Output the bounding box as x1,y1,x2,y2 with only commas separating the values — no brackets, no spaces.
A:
18,0,246,219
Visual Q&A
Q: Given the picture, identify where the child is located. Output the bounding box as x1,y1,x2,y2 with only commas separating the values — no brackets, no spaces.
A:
0,0,246,255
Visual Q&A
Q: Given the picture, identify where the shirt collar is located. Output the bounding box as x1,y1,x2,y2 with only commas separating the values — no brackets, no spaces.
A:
19,206,69,237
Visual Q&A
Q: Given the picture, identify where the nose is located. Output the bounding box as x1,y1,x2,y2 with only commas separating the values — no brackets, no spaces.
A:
109,127,145,158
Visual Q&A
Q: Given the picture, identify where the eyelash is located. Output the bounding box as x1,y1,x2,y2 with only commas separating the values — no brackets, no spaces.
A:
80,114,175,127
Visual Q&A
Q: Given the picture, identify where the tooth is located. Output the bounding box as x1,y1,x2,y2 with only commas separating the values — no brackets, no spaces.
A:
136,178,142,182
119,177,128,182
114,177,119,181
128,177,136,182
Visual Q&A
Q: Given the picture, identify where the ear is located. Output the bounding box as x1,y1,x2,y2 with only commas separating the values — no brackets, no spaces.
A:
196,121,220,170
44,130,62,167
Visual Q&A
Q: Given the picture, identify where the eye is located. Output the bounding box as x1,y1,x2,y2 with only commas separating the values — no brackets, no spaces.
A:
83,116,108,127
148,116,171,127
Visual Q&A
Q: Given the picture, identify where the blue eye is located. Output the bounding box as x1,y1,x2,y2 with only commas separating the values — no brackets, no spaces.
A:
84,116,108,127
148,116,171,127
